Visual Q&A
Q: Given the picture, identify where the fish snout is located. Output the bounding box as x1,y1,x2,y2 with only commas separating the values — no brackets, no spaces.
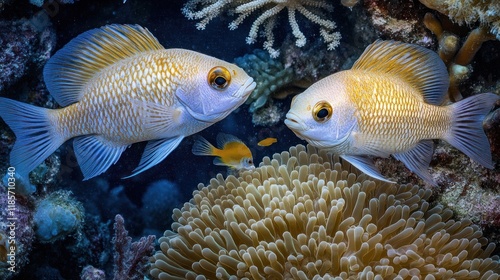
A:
284,112,307,139
236,77,256,98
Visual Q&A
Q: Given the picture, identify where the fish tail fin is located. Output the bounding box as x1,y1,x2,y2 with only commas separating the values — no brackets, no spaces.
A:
446,93,499,168
0,97,65,178
192,135,216,156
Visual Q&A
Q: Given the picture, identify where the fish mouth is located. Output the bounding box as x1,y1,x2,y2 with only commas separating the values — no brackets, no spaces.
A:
234,77,256,99
284,112,307,140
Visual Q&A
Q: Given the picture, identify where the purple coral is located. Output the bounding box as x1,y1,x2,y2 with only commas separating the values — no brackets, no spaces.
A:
0,18,55,94
112,214,155,280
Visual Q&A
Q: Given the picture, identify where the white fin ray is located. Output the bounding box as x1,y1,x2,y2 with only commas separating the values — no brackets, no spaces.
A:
352,40,449,105
393,140,435,185
0,97,64,179
123,136,184,179
44,24,165,106
73,135,128,180
130,99,179,136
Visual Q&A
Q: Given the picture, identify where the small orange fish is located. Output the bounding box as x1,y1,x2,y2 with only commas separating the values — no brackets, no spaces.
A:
257,137,277,147
192,133,254,170
0,24,255,182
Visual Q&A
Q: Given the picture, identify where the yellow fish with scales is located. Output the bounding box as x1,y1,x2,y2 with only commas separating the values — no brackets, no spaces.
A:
285,40,498,185
0,24,255,181
192,133,254,170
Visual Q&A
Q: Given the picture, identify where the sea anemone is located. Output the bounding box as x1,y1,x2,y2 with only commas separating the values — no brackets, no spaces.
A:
150,144,500,279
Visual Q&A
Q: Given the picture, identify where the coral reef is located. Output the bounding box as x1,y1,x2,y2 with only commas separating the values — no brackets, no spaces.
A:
0,18,55,94
150,144,500,279
112,214,155,280
235,49,295,112
364,0,436,47
419,0,500,40
424,12,497,102
33,190,84,243
182,0,342,57
80,265,105,280
251,102,284,127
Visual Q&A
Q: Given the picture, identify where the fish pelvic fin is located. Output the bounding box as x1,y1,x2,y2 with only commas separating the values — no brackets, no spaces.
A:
352,40,449,105
0,98,65,178
123,136,184,179
192,135,217,156
340,155,395,184
445,93,499,168
43,24,164,106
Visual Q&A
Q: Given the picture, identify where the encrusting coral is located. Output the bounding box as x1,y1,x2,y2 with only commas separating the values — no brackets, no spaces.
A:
182,0,342,57
149,144,500,279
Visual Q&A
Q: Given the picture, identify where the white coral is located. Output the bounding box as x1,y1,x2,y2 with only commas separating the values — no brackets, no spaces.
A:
182,0,342,58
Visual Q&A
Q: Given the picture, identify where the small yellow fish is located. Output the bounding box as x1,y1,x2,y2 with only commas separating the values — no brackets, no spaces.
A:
285,40,498,185
0,24,255,181
257,137,277,147
192,133,254,170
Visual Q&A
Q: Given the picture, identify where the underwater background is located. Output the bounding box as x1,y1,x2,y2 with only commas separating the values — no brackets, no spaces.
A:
0,0,499,279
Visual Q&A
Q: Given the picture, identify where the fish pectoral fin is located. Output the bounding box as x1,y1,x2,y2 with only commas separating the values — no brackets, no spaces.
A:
73,135,128,180
341,155,395,184
393,140,435,186
122,136,184,179
130,99,180,135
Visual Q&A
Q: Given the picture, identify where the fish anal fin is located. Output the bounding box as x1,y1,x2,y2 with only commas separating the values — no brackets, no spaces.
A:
341,155,395,184
123,136,184,179
44,24,165,106
352,40,449,105
73,135,128,180
393,140,435,186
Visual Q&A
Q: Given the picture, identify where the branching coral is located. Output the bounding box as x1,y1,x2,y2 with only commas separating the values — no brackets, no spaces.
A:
149,144,500,279
424,12,496,102
419,0,500,40
234,49,294,112
182,0,342,57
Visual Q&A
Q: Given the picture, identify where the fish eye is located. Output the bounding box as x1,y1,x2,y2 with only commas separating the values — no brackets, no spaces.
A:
208,66,231,90
312,101,333,122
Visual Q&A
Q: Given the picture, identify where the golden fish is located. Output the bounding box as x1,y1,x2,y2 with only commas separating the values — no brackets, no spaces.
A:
192,133,254,170
257,137,277,147
0,24,255,182
285,40,498,185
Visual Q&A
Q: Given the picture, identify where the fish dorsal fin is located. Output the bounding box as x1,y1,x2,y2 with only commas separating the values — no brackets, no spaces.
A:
216,133,243,149
352,40,449,105
43,24,165,106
